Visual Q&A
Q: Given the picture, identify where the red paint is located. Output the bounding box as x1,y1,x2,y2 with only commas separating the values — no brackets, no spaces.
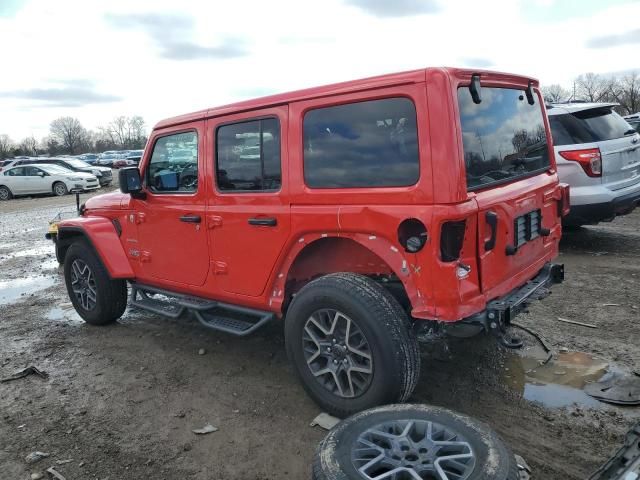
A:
58,67,563,322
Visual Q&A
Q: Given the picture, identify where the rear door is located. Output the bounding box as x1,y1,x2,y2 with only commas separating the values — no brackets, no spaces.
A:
457,85,560,296
206,106,290,297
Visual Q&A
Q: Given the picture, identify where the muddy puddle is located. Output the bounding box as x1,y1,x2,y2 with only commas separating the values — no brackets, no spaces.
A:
504,346,628,409
0,276,57,305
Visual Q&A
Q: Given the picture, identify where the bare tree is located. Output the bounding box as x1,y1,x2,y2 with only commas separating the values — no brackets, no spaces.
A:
20,136,38,156
542,84,570,104
610,72,640,115
50,117,87,154
575,73,617,103
100,115,147,149
0,134,14,159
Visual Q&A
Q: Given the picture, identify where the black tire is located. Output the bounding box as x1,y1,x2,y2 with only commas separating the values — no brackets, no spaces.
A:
285,273,420,418
63,241,127,325
313,404,519,480
0,185,12,201
53,181,68,196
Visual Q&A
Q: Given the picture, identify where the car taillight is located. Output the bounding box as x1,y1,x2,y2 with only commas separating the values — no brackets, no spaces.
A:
440,221,466,262
558,183,571,217
559,148,602,177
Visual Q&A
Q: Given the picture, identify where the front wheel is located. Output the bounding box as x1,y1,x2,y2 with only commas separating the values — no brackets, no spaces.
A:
63,241,127,325
285,273,420,418
53,181,68,196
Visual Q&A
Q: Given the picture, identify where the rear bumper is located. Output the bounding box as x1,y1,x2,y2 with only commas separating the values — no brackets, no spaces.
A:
564,190,640,225
462,262,564,329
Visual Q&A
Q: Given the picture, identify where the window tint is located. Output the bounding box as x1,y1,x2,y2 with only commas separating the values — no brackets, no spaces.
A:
216,118,281,191
24,166,43,176
457,87,551,191
303,98,419,188
5,167,24,176
147,131,198,193
550,108,635,146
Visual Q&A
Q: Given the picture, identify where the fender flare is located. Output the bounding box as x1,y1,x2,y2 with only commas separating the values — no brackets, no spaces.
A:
57,217,134,279
268,232,426,313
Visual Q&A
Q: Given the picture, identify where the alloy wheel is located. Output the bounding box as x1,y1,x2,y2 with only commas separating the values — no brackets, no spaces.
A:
302,309,373,398
71,259,97,310
352,419,476,480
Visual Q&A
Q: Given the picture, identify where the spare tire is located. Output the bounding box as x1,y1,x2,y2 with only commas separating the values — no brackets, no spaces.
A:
313,404,519,480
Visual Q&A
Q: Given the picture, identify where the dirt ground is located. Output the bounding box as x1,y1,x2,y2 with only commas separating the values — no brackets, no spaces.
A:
1,183,639,480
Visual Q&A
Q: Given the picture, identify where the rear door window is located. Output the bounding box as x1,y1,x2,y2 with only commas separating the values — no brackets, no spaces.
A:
549,108,635,146
303,97,419,188
457,87,551,191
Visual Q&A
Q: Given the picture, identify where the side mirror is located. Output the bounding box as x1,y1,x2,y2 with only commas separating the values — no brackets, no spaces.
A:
119,167,145,198
37,171,45,177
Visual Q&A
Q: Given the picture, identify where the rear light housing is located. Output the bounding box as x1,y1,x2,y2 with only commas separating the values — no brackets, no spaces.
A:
559,148,602,177
440,221,466,262
558,183,571,217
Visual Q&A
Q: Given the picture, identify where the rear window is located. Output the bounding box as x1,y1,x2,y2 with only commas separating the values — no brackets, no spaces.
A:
303,97,419,188
458,87,551,191
550,108,633,146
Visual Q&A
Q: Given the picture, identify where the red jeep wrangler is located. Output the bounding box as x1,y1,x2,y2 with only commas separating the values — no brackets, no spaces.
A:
57,68,568,416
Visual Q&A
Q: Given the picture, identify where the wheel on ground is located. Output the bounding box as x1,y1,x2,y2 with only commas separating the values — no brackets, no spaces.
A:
53,181,68,196
285,273,420,418
0,186,12,200
313,404,519,480
63,241,127,325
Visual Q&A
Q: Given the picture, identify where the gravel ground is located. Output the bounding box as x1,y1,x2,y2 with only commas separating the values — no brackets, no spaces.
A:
0,183,639,480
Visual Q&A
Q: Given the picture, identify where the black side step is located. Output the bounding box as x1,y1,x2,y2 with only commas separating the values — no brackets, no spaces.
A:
130,284,274,336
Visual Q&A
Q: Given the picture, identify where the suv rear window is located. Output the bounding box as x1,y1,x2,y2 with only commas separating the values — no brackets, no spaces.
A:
303,97,419,188
458,87,550,191
550,107,635,146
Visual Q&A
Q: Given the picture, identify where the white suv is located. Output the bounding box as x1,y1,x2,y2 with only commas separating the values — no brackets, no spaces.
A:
548,102,640,226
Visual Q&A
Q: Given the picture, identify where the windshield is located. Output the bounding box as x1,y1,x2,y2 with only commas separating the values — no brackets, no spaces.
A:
40,164,73,174
549,107,634,145
458,87,551,191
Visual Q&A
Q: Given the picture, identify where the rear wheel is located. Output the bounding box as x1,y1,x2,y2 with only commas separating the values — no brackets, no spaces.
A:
285,273,420,417
53,181,68,196
0,186,12,200
64,241,127,325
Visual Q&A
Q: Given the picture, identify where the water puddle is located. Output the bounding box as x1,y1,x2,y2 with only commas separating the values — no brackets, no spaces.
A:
0,276,57,305
505,347,621,409
46,306,83,324
0,243,52,260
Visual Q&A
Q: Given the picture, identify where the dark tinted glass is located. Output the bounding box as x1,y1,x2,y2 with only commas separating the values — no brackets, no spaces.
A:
550,108,634,146
303,98,419,188
147,131,198,193
457,87,550,191
5,167,24,176
216,118,281,191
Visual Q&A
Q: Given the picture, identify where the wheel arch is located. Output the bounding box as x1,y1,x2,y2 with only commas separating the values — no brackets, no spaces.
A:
270,234,425,315
57,218,134,278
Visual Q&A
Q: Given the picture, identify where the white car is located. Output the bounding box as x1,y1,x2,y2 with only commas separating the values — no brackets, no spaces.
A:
547,102,640,225
0,163,99,200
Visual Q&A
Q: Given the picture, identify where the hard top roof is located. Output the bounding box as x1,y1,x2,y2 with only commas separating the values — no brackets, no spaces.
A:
547,102,619,115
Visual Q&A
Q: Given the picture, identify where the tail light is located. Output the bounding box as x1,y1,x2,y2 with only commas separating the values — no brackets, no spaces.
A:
558,183,571,217
559,148,602,177
440,221,466,262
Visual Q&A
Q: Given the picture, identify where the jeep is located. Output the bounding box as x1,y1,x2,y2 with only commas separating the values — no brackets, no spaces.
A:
56,68,567,417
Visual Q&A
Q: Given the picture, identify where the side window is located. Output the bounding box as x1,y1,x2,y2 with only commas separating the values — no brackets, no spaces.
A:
25,167,41,176
216,118,281,192
147,131,198,193
303,97,419,188
5,167,24,176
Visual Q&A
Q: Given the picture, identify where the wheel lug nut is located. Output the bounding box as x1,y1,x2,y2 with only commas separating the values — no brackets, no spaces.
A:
333,359,338,364
327,347,331,352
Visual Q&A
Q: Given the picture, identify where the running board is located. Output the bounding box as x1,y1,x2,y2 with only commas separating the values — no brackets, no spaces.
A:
130,283,274,336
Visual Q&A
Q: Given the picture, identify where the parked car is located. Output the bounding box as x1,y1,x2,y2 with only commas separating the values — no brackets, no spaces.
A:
624,113,640,133
0,163,99,200
10,157,112,187
55,68,567,416
548,102,640,226
112,150,144,169
96,152,127,167
78,153,100,165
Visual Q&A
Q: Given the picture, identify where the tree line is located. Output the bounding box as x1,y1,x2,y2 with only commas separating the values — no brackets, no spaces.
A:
0,115,148,159
542,71,640,115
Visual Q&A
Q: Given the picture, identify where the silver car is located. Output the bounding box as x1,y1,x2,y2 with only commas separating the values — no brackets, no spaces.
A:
548,102,640,226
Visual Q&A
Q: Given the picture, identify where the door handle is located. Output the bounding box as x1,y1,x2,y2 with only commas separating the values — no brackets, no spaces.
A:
180,214,201,224
248,217,277,227
484,211,498,251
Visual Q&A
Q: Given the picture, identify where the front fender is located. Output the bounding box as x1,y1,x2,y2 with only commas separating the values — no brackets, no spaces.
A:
58,217,134,279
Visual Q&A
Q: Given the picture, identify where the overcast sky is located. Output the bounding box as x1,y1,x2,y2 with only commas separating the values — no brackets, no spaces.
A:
0,0,638,142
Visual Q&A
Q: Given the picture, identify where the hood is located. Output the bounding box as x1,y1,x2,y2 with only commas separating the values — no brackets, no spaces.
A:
66,171,95,179
84,191,131,210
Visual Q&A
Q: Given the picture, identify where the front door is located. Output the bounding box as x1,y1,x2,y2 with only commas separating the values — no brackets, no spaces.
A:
207,106,290,297
24,166,52,194
134,124,210,287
